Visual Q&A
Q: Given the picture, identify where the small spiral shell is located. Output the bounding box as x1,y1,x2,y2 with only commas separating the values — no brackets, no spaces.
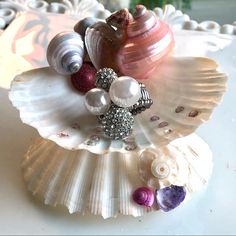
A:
47,32,84,75
132,187,154,207
151,160,170,179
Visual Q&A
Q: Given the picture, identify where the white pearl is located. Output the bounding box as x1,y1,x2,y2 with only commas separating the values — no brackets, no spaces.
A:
109,76,141,107
84,88,111,115
151,160,170,179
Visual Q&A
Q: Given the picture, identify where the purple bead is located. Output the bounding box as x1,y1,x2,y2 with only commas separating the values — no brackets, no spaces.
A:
156,185,186,212
132,187,154,207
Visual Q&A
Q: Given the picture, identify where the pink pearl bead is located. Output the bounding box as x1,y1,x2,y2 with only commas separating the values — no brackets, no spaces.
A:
71,63,97,93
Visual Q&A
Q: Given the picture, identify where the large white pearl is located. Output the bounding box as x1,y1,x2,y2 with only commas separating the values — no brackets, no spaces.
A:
109,76,141,107
84,88,111,115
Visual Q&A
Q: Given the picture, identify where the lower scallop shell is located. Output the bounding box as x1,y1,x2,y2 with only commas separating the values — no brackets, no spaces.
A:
9,57,227,154
22,134,212,218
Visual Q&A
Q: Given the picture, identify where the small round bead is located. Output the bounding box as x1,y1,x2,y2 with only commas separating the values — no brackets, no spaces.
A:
84,88,111,115
109,76,141,107
71,63,97,94
99,105,134,140
95,68,118,91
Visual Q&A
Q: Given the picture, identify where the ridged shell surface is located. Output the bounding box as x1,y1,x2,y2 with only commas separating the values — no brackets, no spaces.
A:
9,57,227,154
22,134,212,218
85,6,174,80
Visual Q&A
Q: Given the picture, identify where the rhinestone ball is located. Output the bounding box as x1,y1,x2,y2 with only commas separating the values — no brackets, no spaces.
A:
84,88,111,115
95,68,118,91
99,105,134,140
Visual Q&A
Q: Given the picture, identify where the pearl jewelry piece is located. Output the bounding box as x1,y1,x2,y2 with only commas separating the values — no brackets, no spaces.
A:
84,88,111,115
151,160,170,179
109,76,141,107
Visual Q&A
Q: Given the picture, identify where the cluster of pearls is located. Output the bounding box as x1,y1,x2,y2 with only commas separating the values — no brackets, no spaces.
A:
83,67,153,140
84,68,143,139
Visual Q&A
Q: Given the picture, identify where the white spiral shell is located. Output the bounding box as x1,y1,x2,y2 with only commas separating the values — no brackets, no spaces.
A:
46,31,84,75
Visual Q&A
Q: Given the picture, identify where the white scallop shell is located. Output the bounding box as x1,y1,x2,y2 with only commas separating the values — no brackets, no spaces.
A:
9,57,227,154
22,134,212,218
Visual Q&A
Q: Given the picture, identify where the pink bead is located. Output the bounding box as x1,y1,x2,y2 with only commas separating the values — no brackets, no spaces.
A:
71,63,97,93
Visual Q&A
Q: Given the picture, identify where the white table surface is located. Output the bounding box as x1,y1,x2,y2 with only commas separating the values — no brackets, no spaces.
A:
0,15,236,235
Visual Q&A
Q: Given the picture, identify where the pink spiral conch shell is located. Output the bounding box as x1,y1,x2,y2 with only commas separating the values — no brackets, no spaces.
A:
85,5,174,80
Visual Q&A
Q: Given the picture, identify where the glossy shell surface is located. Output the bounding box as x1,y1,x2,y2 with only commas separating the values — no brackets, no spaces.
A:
22,134,212,218
85,6,174,80
9,57,227,154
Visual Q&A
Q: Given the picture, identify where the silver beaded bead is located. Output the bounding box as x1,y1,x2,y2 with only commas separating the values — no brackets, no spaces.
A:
99,105,134,140
129,83,153,115
95,68,118,91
